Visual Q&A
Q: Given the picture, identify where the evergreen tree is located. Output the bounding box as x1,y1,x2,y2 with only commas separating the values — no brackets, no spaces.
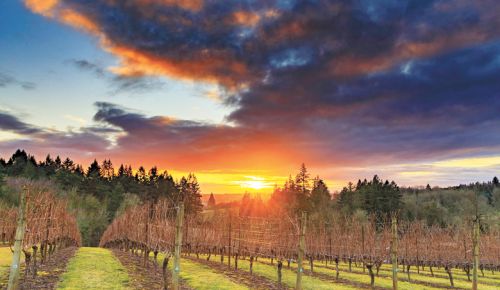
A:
294,163,311,213
7,150,29,175
75,165,85,176
107,183,125,221
62,157,75,171
295,163,310,195
117,164,126,177
310,177,331,219
186,174,203,215
177,174,203,215
54,155,62,170
87,159,101,178
44,154,53,165
100,159,114,180
148,166,158,184
207,193,216,208
493,176,499,187
135,166,147,184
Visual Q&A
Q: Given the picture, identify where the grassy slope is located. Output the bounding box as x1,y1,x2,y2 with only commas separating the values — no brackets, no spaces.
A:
57,247,131,290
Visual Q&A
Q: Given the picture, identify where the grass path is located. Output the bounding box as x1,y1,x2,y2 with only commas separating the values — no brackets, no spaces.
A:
154,252,249,290
0,247,13,283
57,247,131,289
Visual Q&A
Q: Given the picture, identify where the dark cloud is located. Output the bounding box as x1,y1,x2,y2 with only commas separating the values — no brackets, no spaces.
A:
110,75,164,95
0,110,112,158
0,111,41,134
0,72,36,90
91,102,295,170
67,59,164,94
18,0,500,168
68,59,105,77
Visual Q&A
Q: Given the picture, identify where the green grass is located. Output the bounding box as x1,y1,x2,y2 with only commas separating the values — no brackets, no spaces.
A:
57,247,131,289
196,254,500,290
268,258,441,290
370,262,500,287
155,252,249,290
326,260,500,289
0,247,13,281
196,254,357,290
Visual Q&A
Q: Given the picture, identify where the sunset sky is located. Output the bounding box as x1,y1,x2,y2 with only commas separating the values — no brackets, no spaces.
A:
1,0,499,194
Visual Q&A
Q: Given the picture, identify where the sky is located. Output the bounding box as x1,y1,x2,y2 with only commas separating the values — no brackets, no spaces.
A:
1,0,499,194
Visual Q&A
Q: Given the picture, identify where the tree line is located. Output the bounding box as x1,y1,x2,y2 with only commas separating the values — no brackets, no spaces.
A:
2,149,499,243
0,149,203,246
219,163,500,230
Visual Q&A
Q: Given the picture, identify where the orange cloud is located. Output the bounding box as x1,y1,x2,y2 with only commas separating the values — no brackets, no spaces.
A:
106,44,251,88
24,0,252,88
24,1,99,34
229,11,261,27
59,9,100,34
24,0,59,16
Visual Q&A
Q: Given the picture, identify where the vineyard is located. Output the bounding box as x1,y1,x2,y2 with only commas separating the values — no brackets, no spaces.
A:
0,182,499,289
99,197,500,290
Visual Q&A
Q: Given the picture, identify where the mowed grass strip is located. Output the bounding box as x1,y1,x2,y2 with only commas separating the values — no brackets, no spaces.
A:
277,257,499,290
0,247,13,281
324,260,500,288
155,252,249,290
263,258,442,290
374,263,500,285
196,254,358,290
57,247,131,289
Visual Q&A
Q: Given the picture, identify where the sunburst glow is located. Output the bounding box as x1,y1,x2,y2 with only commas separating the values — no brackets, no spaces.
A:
235,176,273,191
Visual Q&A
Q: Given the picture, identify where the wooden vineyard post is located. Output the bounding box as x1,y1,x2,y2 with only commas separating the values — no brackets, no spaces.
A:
391,215,398,290
228,214,232,268
296,211,307,290
7,186,28,290
472,216,480,290
277,259,283,285
172,202,184,290
362,224,365,273
42,203,52,263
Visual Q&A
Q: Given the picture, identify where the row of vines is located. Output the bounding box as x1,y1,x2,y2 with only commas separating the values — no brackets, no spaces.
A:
100,197,500,289
0,179,81,286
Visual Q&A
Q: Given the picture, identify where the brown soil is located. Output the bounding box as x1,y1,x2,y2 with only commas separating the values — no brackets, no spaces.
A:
184,255,285,290
112,249,191,290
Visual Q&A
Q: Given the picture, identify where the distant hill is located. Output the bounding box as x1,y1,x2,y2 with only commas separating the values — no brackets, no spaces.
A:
201,193,272,205
201,193,244,205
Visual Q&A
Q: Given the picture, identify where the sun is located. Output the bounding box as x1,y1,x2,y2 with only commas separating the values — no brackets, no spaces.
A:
236,176,272,191
242,180,266,190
